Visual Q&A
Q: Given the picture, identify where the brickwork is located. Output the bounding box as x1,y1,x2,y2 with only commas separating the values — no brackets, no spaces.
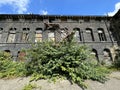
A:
0,12,119,62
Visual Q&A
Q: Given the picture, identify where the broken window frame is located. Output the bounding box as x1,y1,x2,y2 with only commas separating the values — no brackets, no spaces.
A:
73,28,82,41
35,28,43,42
21,28,30,42
48,31,55,41
98,28,107,41
7,28,16,43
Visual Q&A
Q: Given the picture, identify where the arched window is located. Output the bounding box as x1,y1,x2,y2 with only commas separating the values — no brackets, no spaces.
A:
21,28,30,42
91,49,99,60
86,28,94,41
0,28,3,40
98,28,107,41
35,28,42,42
73,28,82,41
7,28,16,43
103,49,112,61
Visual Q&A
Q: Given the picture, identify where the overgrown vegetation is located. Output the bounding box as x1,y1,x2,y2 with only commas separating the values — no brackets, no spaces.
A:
0,40,111,88
0,52,26,78
114,49,120,68
22,83,38,90
24,41,110,88
112,49,120,70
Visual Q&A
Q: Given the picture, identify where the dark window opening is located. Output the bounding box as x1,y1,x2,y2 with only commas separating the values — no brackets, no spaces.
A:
91,49,99,61
86,28,94,41
98,28,107,41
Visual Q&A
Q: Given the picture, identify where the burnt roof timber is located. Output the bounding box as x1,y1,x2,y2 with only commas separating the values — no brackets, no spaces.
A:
0,14,112,20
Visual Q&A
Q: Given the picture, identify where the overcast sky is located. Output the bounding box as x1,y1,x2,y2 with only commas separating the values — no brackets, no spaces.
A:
0,0,120,16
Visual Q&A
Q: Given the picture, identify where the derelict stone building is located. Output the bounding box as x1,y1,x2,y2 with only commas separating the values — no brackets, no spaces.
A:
0,10,120,63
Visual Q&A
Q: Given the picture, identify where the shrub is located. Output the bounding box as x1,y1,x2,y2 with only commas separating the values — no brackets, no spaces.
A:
114,49,120,68
22,83,37,90
0,52,26,78
25,41,109,88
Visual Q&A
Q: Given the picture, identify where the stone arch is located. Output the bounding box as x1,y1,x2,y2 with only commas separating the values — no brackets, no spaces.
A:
103,48,113,65
91,49,99,61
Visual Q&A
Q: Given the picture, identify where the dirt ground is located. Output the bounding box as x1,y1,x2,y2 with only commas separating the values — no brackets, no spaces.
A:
0,72,120,90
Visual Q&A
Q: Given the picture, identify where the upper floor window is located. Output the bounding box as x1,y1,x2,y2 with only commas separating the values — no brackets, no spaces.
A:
35,28,42,42
7,28,16,43
86,28,94,41
0,33,2,40
21,28,30,42
0,28,3,40
48,31,55,41
61,29,67,38
73,28,82,41
98,28,107,41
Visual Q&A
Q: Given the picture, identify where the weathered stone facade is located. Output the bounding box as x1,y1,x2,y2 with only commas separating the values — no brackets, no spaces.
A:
0,10,120,62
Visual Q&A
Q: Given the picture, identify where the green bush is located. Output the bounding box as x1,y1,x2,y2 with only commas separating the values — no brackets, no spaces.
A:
25,41,110,88
22,83,37,90
0,52,26,78
114,49,120,68
0,39,110,88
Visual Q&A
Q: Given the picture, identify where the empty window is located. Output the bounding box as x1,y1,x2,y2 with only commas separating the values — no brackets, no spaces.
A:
73,28,82,41
21,33,29,42
35,28,42,42
0,33,2,39
86,28,94,41
60,28,68,41
61,30,67,39
7,33,16,43
7,28,16,43
48,32,55,41
98,28,107,41
21,28,30,42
